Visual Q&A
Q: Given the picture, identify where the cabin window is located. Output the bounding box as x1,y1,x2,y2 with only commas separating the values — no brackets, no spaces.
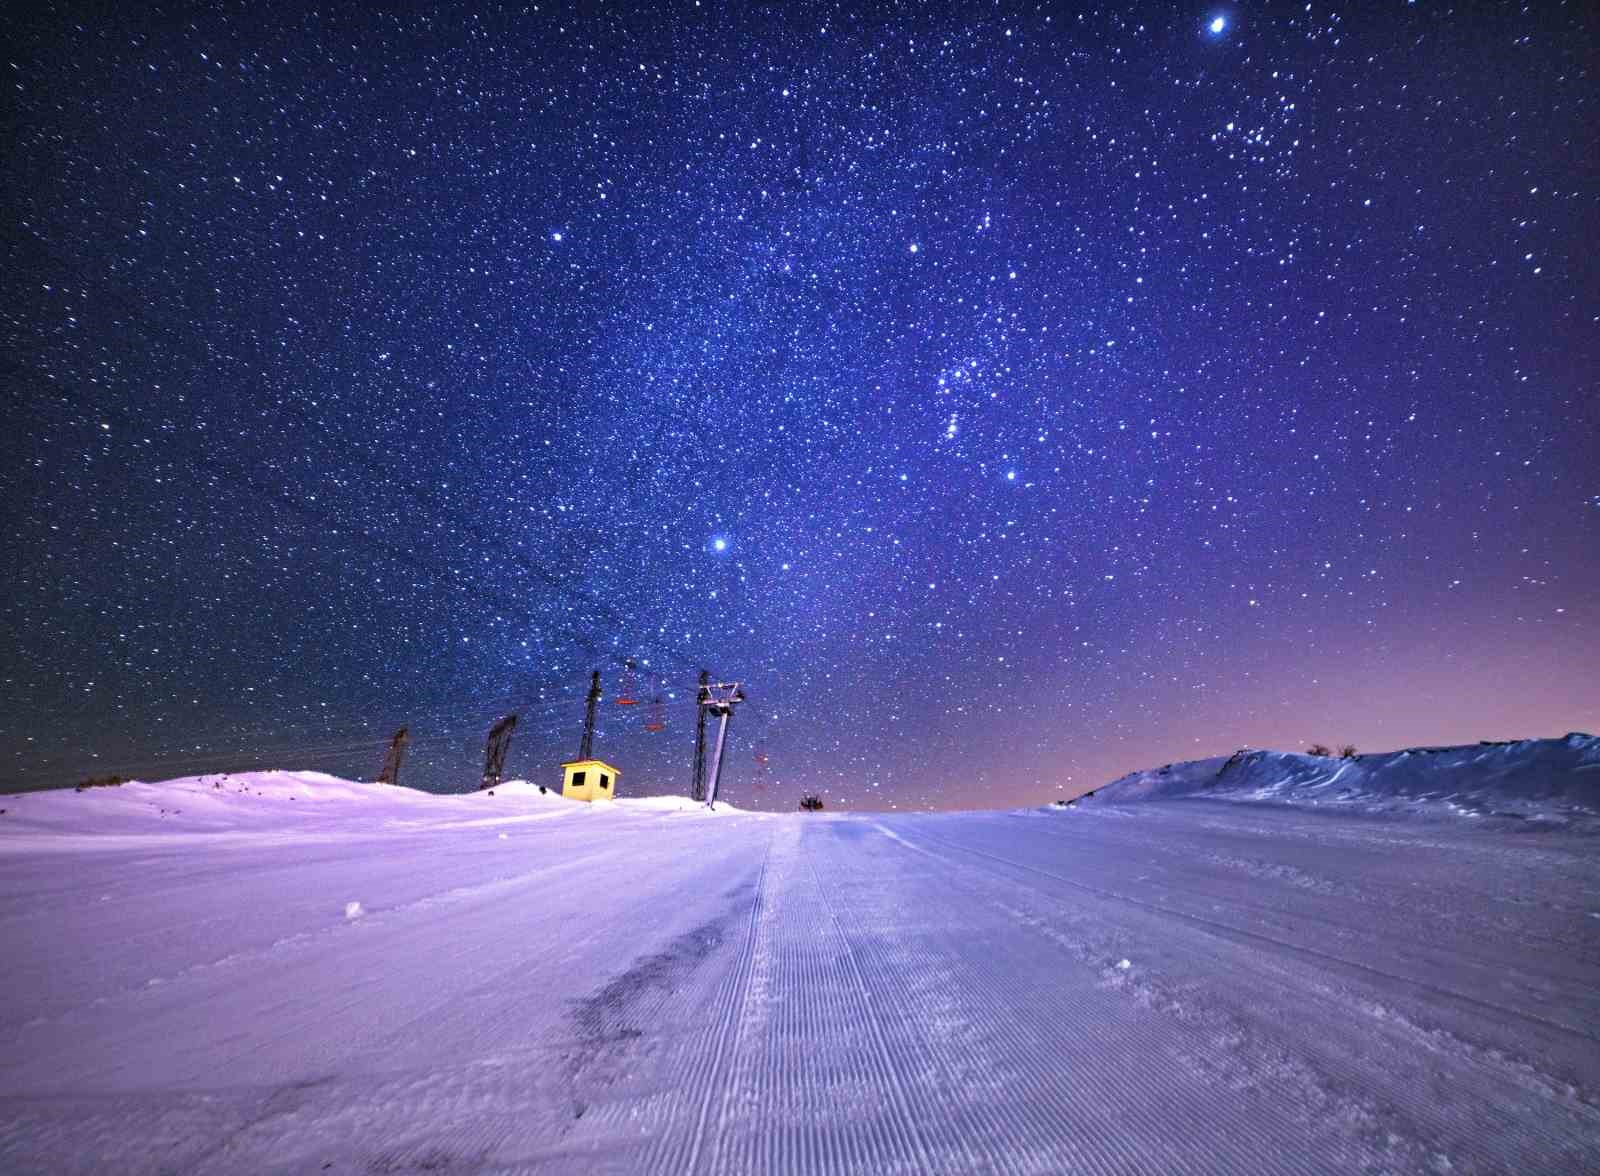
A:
571,771,586,788
600,775,610,789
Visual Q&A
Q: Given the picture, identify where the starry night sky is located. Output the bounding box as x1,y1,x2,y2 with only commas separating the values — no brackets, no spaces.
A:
5,2,1597,809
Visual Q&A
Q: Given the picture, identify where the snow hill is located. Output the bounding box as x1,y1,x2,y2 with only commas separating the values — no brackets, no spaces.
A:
1090,732,1600,820
2,745,1598,1172
0,770,743,845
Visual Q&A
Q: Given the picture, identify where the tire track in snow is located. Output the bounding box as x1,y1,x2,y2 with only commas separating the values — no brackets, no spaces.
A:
691,822,795,1175
234,824,778,1173
865,822,1338,1175
913,824,1599,1045
632,823,774,1174
805,828,1076,1175
694,820,984,1175
6,844,620,1060
794,831,951,1174
891,818,1600,1173
709,820,1316,1174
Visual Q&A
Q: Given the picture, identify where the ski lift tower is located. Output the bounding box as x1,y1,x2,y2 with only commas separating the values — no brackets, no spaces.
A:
376,726,409,787
691,670,710,801
481,713,517,790
699,681,746,809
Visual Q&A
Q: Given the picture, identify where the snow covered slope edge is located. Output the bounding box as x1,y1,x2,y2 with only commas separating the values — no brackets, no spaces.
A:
1092,732,1599,817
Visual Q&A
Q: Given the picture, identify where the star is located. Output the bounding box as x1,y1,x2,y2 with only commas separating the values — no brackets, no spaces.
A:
4,0,1588,813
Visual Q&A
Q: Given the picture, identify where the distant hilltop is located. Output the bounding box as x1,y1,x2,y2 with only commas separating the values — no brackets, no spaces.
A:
1089,733,1599,820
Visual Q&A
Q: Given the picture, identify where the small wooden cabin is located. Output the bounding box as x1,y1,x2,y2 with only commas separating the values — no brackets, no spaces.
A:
560,758,619,803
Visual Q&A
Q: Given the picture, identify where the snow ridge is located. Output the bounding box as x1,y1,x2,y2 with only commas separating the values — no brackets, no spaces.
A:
1093,732,1599,819
0,771,745,844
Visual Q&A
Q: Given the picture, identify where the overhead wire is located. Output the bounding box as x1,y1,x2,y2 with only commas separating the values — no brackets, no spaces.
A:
5,224,761,785
4,223,709,682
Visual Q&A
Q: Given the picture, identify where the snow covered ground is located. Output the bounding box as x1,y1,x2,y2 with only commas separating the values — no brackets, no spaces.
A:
3,753,1598,1173
1095,732,1600,821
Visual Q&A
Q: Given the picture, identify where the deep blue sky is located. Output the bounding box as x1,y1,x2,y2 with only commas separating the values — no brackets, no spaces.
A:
5,2,1597,808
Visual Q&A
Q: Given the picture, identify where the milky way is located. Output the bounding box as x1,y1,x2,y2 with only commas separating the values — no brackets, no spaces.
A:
6,3,1597,808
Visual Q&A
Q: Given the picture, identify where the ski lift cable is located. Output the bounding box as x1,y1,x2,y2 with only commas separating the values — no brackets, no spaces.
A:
192,689,593,746
33,658,699,785
43,686,596,758
18,673,661,789
1,294,705,687
4,301,729,778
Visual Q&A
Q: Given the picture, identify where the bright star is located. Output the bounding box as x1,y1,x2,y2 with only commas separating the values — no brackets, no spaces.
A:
711,537,728,552
1209,16,1226,34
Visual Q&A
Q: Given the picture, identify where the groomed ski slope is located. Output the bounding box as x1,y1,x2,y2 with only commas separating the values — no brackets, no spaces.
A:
2,772,1599,1173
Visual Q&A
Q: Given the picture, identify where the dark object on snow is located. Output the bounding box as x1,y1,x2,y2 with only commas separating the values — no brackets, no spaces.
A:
799,795,825,812
377,726,409,787
578,670,602,760
74,775,125,792
692,670,710,802
481,713,518,790
1340,745,1359,759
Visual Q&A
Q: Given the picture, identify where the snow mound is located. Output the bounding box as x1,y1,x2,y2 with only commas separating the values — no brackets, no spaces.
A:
0,770,749,844
470,778,563,799
615,795,747,815
1091,733,1599,820
0,771,577,842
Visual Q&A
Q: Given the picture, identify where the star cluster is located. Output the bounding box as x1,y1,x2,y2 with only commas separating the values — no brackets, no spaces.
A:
5,3,1596,808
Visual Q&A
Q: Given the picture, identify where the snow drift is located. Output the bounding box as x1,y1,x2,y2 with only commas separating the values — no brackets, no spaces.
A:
2,746,1598,1172
1091,732,1599,819
0,770,743,845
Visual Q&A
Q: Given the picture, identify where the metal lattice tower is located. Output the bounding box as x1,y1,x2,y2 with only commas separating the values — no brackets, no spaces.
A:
481,713,518,790
700,682,745,809
691,669,710,801
579,670,602,760
376,727,409,787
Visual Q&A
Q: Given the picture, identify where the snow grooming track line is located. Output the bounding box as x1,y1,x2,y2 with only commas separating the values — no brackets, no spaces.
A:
794,831,954,1175
873,822,1329,1176
11,844,623,1053
811,829,1043,1174
669,823,776,1175
911,825,1600,1046
882,819,1600,1173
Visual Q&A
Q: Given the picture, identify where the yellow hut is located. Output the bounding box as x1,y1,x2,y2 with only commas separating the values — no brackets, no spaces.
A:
560,758,620,803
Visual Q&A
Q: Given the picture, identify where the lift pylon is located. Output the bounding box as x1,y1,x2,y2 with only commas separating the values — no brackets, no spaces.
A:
616,657,640,705
691,670,710,801
700,682,745,809
644,695,666,733
481,713,517,790
377,727,409,787
752,744,770,798
579,670,602,760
